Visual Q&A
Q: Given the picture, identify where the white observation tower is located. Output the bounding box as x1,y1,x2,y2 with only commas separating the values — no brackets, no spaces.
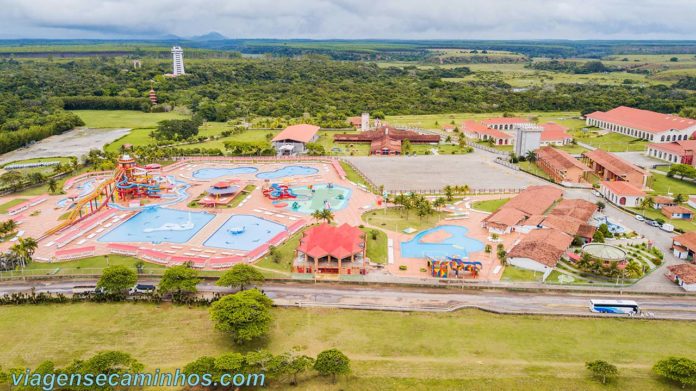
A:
171,46,185,76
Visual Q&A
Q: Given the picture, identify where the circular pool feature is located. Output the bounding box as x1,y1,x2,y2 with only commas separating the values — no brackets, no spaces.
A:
192,167,258,180
256,165,319,180
582,243,627,262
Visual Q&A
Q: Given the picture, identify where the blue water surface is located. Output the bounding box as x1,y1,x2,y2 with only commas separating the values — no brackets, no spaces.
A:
400,225,484,259
256,165,319,180
98,207,214,244
203,215,286,251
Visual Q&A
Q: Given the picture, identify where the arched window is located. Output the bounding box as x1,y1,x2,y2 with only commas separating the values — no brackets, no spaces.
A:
619,197,626,205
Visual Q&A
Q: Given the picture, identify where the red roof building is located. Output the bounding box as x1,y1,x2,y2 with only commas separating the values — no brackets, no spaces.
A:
672,231,696,260
582,149,648,189
599,180,645,208
481,117,530,131
295,223,367,275
271,124,320,155
540,122,573,146
666,264,696,291
586,106,696,143
536,146,590,184
661,205,694,220
646,139,696,165
461,120,512,146
334,126,440,155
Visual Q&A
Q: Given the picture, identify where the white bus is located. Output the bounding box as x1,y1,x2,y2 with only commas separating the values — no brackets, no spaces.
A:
589,299,640,315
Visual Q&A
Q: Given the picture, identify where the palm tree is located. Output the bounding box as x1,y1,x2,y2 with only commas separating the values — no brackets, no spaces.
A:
443,185,454,201
433,197,446,211
461,184,470,195
640,196,655,211
311,209,323,223
10,237,38,269
47,178,57,194
525,150,537,163
320,209,335,224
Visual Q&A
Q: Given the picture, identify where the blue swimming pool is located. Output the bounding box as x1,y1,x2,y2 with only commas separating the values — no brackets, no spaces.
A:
400,225,484,259
275,183,351,213
256,165,319,179
203,215,286,251
192,167,258,180
98,207,214,244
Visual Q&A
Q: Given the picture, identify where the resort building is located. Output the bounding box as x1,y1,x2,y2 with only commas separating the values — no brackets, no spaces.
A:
271,124,320,156
535,146,590,184
442,124,456,132
481,117,530,131
653,196,677,210
481,186,563,234
461,120,512,145
599,181,645,208
581,149,648,189
539,122,573,146
347,116,362,128
646,140,696,165
672,231,696,260
294,223,366,275
666,264,696,291
333,126,440,155
585,106,696,143
514,124,543,157
171,46,185,76
507,228,574,277
661,205,694,220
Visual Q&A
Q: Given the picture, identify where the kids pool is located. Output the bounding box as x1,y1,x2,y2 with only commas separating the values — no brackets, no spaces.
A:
192,167,258,180
256,165,319,179
400,225,484,258
203,215,286,251
98,207,214,244
275,183,351,213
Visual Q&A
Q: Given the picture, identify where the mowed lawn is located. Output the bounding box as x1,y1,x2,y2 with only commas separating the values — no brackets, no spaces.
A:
0,304,690,390
575,132,648,152
362,207,445,232
385,111,584,132
71,110,189,128
472,197,510,213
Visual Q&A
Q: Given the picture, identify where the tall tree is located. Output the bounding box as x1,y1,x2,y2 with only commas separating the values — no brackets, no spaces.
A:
209,289,273,344
217,264,265,291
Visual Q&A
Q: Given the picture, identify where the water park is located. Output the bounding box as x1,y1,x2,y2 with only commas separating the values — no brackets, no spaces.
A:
0,154,586,283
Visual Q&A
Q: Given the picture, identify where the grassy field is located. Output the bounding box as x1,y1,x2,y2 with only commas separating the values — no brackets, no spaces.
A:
647,174,696,197
255,229,306,275
0,198,28,214
472,197,510,213
340,161,373,190
385,111,584,132
574,131,648,152
361,227,388,264
0,303,691,390
71,110,189,128
500,265,544,282
0,255,167,278
362,207,444,232
518,161,553,181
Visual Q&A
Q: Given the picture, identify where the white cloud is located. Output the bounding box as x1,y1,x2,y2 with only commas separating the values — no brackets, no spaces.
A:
0,0,694,39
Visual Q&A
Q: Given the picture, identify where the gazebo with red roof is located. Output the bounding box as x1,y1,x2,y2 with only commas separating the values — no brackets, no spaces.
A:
295,223,367,275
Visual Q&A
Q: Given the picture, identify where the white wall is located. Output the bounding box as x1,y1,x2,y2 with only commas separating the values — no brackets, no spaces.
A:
508,257,552,274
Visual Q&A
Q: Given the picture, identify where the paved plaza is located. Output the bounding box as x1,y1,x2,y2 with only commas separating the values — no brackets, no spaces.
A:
346,154,548,192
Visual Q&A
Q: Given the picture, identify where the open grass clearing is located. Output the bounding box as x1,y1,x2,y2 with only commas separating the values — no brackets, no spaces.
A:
574,132,648,152
71,110,189,129
472,197,510,213
0,303,688,389
360,227,388,264
647,174,696,197
362,207,445,233
385,111,583,131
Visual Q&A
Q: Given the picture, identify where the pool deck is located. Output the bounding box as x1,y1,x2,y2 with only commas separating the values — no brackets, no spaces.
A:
2,159,514,281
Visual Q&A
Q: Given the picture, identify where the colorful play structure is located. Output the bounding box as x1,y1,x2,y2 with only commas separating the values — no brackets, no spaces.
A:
427,255,482,278
262,183,297,200
44,155,171,237
199,181,240,207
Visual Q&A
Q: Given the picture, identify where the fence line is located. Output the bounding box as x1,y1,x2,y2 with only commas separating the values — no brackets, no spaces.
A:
466,140,509,156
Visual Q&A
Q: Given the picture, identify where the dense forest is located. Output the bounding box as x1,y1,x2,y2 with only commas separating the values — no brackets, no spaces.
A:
1,55,695,151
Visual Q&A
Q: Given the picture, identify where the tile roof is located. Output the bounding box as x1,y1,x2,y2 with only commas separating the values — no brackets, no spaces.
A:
483,208,527,229
583,149,647,178
587,106,696,133
462,120,511,139
540,122,573,142
668,263,696,284
601,181,645,197
508,228,573,268
550,199,598,222
673,231,696,251
503,185,563,216
653,196,675,205
297,223,364,260
536,146,590,172
648,140,696,156
661,205,693,215
272,124,321,143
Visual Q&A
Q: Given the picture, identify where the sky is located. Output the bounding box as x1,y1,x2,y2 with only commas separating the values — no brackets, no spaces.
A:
0,0,695,40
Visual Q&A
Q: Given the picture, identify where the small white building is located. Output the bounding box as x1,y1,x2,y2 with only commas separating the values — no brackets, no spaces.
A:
514,124,543,157
666,264,696,291
599,181,645,208
271,124,320,156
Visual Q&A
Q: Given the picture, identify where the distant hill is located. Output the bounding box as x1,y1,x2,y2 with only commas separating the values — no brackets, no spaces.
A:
190,32,228,41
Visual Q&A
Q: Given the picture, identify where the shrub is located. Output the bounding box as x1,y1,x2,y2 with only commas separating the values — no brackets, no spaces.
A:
399,265,407,271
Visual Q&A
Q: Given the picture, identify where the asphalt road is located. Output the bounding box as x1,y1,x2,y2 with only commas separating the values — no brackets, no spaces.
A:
2,280,696,320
